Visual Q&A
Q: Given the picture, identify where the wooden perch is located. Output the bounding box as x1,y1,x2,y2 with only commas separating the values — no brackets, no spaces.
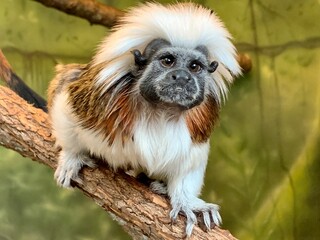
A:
34,0,124,28
0,86,237,240
32,0,252,74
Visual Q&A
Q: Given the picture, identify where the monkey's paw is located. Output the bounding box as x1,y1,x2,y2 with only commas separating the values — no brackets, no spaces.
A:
170,197,221,237
150,180,168,195
54,152,96,188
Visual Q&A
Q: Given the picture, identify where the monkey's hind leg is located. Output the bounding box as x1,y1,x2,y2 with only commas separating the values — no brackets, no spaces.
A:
54,150,96,188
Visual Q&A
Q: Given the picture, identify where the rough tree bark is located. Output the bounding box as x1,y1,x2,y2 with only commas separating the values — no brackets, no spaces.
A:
0,86,237,240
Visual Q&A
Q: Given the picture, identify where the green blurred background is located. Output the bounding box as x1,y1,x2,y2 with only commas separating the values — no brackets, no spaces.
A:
0,0,319,239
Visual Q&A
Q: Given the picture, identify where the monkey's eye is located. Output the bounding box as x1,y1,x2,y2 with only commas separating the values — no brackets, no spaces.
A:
160,55,175,68
189,61,202,73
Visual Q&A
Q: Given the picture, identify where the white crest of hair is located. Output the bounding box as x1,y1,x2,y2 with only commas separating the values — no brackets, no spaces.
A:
93,2,241,101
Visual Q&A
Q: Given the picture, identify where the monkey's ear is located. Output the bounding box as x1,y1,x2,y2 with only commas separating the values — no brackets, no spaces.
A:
208,61,219,73
132,49,147,67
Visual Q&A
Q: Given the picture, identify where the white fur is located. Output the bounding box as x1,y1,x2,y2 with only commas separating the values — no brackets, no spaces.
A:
93,2,241,101
168,157,222,235
134,112,191,177
52,91,207,180
52,89,219,235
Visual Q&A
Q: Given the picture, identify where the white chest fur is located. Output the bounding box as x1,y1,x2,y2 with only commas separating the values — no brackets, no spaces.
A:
52,92,208,181
133,113,193,178
77,112,206,179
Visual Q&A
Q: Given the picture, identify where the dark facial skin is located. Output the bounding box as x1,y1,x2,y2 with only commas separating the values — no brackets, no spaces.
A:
132,39,218,110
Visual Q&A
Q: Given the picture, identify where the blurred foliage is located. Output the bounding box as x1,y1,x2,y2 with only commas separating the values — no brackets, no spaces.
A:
0,0,319,239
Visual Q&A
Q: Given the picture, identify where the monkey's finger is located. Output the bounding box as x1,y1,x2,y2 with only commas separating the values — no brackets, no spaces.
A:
185,209,197,237
203,211,211,230
211,208,222,226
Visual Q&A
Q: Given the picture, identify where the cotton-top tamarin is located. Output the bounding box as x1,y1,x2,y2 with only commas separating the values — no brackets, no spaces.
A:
47,2,241,236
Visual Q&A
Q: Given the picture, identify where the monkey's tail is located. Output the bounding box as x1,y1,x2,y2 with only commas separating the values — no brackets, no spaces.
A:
0,50,47,112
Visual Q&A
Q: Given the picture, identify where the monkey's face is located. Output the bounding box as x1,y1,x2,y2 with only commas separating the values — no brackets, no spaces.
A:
134,39,217,110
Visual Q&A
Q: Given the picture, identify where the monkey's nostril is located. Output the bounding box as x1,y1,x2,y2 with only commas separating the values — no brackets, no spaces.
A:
169,70,191,82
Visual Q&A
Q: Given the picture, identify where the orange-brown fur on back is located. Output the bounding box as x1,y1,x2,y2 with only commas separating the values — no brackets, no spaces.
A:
67,64,136,145
47,64,87,109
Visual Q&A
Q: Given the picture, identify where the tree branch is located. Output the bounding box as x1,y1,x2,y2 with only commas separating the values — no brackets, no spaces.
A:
0,85,237,239
33,0,124,28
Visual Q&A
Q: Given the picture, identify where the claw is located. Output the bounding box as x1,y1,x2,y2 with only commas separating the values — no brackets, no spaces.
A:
203,211,211,230
185,209,197,237
170,208,179,223
186,220,195,237
211,207,222,226
54,152,95,188
169,198,222,237
150,180,168,195
170,201,182,221
82,155,97,168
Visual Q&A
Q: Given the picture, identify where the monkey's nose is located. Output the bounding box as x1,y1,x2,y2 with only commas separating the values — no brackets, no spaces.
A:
170,70,191,82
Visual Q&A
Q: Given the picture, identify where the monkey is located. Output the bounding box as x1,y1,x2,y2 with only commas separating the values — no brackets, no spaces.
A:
47,2,241,237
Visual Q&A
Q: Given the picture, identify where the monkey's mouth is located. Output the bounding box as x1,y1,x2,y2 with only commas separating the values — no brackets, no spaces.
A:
156,84,203,109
